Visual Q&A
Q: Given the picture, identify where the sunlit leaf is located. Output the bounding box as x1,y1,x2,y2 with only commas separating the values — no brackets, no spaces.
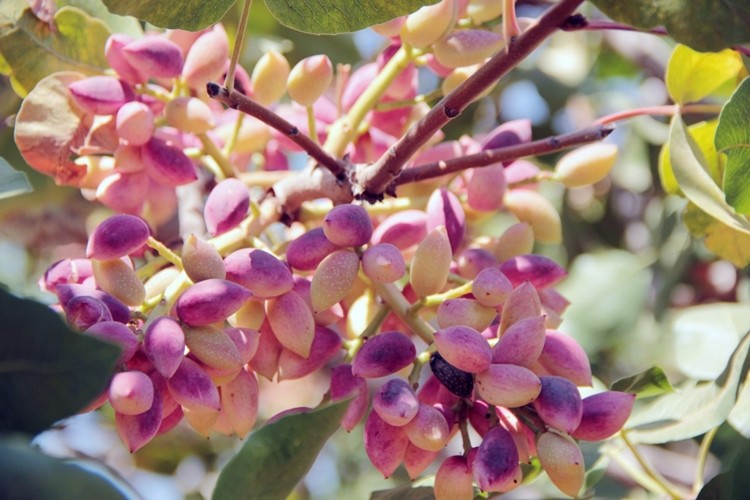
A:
264,0,435,34
0,2,109,96
625,329,750,444
659,120,720,194
0,157,32,199
0,439,130,499
591,0,750,52
611,367,673,399
370,486,435,500
683,203,750,268
0,288,120,435
60,0,142,37
717,78,750,214
669,115,750,234
102,0,235,31
665,45,743,105
212,400,350,500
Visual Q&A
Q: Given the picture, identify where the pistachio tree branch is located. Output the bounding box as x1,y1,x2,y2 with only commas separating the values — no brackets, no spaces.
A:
353,0,586,201
391,124,613,187
206,82,347,179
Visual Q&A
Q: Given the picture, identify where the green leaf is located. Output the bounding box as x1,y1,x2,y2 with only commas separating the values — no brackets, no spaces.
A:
59,0,142,37
0,288,120,435
672,303,750,380
0,157,32,199
212,400,351,500
665,45,743,105
102,0,235,31
0,2,110,96
611,367,673,399
0,438,130,499
683,203,750,267
264,0,435,34
370,486,435,500
697,440,750,499
590,0,750,52
717,78,750,214
624,329,750,444
669,115,750,234
659,120,720,194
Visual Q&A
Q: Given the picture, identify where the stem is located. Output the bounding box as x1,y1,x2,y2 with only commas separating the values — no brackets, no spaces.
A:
408,350,431,388
207,83,347,179
595,104,722,125
225,0,252,94
620,430,685,500
306,105,319,145
393,124,612,187
222,111,245,156
375,89,442,111
355,0,586,200
410,280,474,314
503,0,520,45
323,45,413,158
198,133,234,179
146,236,183,270
459,415,474,455
693,426,719,495
372,281,435,344
561,15,669,36
238,170,291,188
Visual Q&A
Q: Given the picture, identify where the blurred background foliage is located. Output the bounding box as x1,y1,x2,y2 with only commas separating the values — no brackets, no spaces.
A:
1,0,750,498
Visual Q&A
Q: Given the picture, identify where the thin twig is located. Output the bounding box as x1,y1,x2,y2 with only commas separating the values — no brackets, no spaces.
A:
206,82,347,179
354,0,586,201
225,0,253,93
595,104,722,125
392,124,612,187
561,15,669,36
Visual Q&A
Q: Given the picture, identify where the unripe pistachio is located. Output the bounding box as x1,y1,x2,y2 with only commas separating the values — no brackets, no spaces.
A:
142,137,198,186
164,96,215,134
57,284,130,324
310,249,360,313
248,321,282,381
404,403,451,451
85,321,138,364
115,390,162,452
266,290,315,358
361,243,405,283
184,325,243,371
109,370,154,415
144,317,185,378
473,426,522,492
457,247,497,279
426,188,465,253
144,266,180,301
492,315,546,367
214,117,271,154
287,55,333,106
494,222,535,262
287,227,340,271
67,296,111,331
410,226,452,297
372,16,405,38
538,330,592,387
498,282,542,334
472,267,513,307
404,442,440,480
475,363,542,407
182,25,229,90
183,406,219,437
322,203,373,247
167,357,221,411
504,190,562,244
364,410,409,478
204,178,250,236
371,209,427,250
467,164,507,212
225,327,260,364
220,367,259,438
277,325,342,380
533,376,583,433
373,378,419,426
467,0,503,24
87,214,150,260
433,30,504,68
555,143,618,188
499,254,567,289
113,144,145,173
91,258,145,307
175,279,252,327
182,234,226,282
401,0,457,48
123,36,183,79
536,430,585,497
442,64,491,97
571,391,635,441
352,331,416,378
330,364,369,431
438,298,497,332
225,248,294,298
435,455,474,500
116,101,154,146
228,299,265,330
250,50,290,106
105,34,146,84
68,76,134,115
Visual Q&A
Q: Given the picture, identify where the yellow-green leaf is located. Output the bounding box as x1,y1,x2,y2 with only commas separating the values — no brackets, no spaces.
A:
658,120,720,194
684,203,750,268
666,45,743,105
102,0,235,31
0,3,109,96
717,78,750,214
669,115,750,235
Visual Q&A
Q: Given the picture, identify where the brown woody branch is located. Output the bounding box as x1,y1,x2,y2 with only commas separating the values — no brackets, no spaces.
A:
391,124,614,187
206,82,347,180
353,0,586,202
